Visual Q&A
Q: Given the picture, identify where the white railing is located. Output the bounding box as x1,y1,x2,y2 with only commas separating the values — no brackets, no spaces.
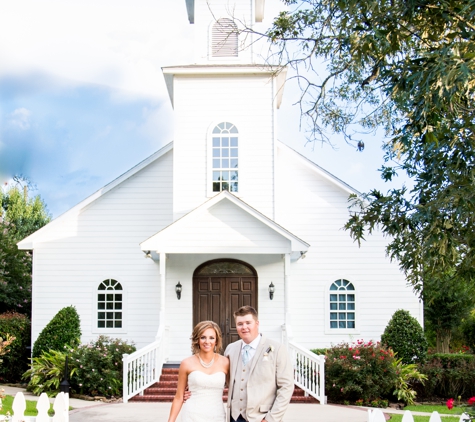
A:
0,391,69,422
288,341,325,405
122,324,169,403
368,409,470,422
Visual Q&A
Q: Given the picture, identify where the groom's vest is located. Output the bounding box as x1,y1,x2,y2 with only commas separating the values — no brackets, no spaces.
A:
231,352,252,421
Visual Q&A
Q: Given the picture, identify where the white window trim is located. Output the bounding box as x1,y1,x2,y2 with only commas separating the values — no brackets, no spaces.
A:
206,120,242,198
92,279,127,334
324,278,360,335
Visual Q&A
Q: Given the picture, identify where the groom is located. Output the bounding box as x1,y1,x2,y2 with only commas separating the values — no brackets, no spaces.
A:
225,306,294,422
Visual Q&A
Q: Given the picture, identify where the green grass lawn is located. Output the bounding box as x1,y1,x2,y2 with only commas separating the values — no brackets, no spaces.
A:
0,395,54,417
389,415,460,422
404,405,463,415
388,404,465,422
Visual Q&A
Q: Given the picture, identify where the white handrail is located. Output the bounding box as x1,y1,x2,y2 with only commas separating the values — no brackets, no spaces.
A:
288,341,326,405
122,324,169,403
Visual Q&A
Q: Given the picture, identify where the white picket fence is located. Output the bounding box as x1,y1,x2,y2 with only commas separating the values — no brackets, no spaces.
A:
368,408,471,422
0,392,69,422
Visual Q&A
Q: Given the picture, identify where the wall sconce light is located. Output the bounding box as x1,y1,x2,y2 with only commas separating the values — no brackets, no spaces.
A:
300,251,306,259
175,281,182,300
144,250,152,258
268,282,275,300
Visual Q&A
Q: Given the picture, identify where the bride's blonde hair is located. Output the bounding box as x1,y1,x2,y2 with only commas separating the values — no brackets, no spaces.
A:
190,321,223,354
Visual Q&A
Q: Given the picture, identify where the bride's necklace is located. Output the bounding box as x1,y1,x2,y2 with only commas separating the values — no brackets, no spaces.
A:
198,353,215,368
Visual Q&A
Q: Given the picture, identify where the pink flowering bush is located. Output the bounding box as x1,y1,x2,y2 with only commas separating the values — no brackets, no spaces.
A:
70,336,135,397
324,340,397,404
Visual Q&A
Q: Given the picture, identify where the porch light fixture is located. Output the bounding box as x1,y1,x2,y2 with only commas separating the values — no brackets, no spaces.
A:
268,282,275,300
144,250,152,259
175,281,182,300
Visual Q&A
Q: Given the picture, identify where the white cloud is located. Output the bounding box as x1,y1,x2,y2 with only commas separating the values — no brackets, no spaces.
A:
9,108,31,130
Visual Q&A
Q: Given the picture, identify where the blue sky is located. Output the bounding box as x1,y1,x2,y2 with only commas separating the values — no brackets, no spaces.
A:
0,0,405,218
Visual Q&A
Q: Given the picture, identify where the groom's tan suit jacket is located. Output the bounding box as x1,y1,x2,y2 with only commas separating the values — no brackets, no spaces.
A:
224,335,294,422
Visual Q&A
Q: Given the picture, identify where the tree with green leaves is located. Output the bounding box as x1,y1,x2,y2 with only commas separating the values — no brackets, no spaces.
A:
424,273,475,352
262,0,475,293
0,177,51,316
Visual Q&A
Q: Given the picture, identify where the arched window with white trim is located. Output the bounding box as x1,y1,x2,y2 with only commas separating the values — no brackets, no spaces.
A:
97,279,123,329
212,122,239,192
329,279,355,329
211,18,238,57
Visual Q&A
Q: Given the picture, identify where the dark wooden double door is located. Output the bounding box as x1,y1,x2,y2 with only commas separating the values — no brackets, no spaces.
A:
193,274,257,350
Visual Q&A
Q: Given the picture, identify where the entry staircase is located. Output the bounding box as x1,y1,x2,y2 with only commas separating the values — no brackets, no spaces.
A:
123,324,325,404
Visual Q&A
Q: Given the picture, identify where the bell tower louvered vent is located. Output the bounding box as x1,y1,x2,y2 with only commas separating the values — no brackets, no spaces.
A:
211,18,238,57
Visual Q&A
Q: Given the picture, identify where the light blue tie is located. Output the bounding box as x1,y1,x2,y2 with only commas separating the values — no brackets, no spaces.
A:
242,344,251,366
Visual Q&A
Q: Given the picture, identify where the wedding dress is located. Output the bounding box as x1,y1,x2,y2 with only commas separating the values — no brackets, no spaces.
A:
180,371,226,422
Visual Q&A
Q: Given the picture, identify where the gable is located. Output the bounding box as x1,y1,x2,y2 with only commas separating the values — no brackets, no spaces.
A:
18,143,173,249
141,192,309,254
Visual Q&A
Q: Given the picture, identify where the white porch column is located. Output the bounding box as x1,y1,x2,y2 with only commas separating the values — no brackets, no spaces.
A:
159,252,166,324
284,253,293,341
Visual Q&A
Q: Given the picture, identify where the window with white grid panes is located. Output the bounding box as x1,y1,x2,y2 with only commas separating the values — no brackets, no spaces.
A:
212,122,238,192
97,279,123,328
329,279,355,329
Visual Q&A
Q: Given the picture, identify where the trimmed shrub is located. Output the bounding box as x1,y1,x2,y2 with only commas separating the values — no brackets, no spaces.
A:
416,353,475,399
32,306,81,358
381,309,428,364
0,312,31,382
324,340,397,403
70,336,135,397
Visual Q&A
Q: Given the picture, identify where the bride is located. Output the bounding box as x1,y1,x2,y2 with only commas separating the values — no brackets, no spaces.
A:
167,320,229,422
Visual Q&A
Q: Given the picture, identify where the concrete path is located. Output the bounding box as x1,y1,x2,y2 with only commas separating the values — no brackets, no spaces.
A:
3,385,449,422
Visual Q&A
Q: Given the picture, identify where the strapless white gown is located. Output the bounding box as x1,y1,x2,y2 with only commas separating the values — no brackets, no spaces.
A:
180,371,226,422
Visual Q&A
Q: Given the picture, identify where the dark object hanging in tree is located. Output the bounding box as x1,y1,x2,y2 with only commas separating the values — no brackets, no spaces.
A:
357,141,365,152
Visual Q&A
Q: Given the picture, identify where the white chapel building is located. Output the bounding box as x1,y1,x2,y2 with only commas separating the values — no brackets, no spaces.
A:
18,0,421,362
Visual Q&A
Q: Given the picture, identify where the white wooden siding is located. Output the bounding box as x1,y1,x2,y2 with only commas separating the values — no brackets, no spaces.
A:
173,74,275,219
30,151,174,349
275,145,421,349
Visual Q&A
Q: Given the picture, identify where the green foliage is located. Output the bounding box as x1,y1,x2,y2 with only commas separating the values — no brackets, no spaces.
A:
381,309,428,364
324,340,397,403
265,0,475,293
24,336,135,397
0,179,51,317
0,312,31,382
69,336,135,397
32,306,81,358
23,349,76,397
461,313,475,352
424,275,475,353
0,394,54,417
310,348,327,355
416,354,475,399
392,357,427,405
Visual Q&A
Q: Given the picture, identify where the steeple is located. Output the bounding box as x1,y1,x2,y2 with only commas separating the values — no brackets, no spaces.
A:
184,0,265,64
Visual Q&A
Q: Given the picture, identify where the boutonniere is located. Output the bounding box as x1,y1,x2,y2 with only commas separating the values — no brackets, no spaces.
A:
263,346,274,361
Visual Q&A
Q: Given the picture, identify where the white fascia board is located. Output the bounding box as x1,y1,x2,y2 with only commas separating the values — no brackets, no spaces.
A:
162,65,284,76
17,142,174,250
140,190,309,253
277,141,360,196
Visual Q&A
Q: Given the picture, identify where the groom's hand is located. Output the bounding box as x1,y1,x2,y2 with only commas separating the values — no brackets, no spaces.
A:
183,387,191,402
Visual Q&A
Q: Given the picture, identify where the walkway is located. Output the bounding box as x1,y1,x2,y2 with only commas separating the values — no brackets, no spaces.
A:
2,385,448,422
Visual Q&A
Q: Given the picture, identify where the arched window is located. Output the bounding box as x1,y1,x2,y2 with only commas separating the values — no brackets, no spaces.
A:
97,279,123,329
212,122,238,192
329,279,355,329
211,18,238,57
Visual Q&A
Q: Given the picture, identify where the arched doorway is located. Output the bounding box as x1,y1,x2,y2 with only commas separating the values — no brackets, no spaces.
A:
193,259,258,350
